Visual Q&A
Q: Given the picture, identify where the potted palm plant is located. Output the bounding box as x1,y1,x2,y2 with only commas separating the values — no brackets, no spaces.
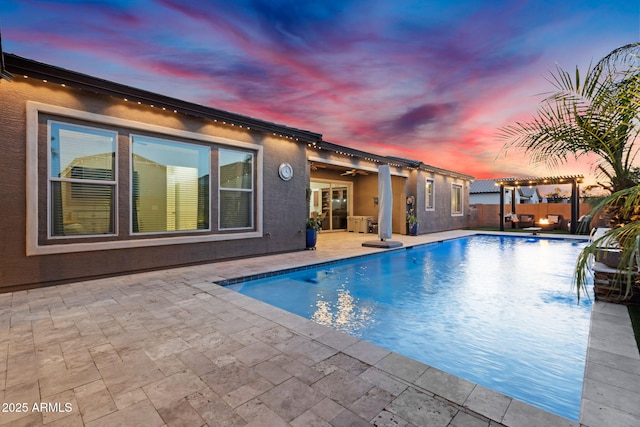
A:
406,208,419,236
575,185,640,303
305,217,321,249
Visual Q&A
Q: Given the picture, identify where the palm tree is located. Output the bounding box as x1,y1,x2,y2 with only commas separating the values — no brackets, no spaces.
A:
499,43,640,194
500,43,640,302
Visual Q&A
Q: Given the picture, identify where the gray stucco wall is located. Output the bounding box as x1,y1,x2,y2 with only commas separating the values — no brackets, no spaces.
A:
0,78,308,290
409,170,472,233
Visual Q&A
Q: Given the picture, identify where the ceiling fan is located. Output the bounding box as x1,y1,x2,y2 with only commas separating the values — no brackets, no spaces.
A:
309,162,326,171
340,169,368,176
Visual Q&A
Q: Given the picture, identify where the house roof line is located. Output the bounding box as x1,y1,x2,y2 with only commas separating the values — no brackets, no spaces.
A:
1,44,473,181
315,141,420,170
386,156,474,180
315,143,474,180
415,161,475,181
2,52,323,143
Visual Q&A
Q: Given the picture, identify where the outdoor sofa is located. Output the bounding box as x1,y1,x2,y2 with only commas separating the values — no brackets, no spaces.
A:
517,214,535,228
546,214,564,230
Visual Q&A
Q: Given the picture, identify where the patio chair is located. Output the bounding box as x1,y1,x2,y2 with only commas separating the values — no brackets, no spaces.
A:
589,226,615,245
502,213,519,228
546,214,564,230
589,227,620,265
517,214,535,228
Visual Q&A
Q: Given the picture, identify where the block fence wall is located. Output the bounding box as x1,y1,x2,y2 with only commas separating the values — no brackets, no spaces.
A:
468,203,594,229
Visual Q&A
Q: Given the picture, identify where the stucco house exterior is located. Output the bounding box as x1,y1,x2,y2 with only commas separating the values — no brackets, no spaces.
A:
519,186,542,204
470,179,541,204
0,45,473,291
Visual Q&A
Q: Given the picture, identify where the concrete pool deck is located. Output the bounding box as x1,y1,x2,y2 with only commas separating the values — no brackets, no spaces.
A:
0,230,637,426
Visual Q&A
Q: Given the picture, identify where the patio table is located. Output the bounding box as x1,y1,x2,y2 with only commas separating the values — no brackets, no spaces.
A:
522,227,542,235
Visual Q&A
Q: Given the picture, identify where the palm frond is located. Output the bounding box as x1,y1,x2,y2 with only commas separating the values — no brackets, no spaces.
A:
498,43,640,193
575,221,640,302
574,184,640,301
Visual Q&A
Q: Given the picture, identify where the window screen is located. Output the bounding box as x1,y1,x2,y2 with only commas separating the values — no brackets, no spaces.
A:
49,122,116,236
219,149,254,229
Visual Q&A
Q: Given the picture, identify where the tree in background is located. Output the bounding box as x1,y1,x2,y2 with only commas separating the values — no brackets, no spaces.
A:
500,43,640,194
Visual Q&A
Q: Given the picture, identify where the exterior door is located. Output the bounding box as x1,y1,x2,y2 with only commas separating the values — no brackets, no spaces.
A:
309,181,352,231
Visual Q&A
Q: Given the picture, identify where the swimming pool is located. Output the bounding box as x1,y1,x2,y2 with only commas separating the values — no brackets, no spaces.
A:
227,235,592,421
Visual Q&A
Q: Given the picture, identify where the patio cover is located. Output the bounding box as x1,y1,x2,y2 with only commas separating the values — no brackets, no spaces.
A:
494,175,584,234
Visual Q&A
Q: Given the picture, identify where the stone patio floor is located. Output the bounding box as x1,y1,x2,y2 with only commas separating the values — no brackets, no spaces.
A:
0,230,638,426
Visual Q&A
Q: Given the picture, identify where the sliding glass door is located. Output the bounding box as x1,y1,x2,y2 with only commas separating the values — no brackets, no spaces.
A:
309,181,352,231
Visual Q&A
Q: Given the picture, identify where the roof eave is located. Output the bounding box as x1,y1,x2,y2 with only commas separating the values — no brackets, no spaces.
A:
417,162,475,181
3,53,322,143
315,141,403,165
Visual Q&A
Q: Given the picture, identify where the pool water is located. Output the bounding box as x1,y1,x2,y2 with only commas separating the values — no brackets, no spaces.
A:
228,235,592,421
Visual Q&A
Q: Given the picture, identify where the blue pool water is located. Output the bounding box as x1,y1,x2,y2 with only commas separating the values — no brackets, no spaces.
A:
228,235,592,421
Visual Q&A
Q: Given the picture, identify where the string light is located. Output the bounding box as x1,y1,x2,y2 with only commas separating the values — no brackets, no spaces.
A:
16,74,407,160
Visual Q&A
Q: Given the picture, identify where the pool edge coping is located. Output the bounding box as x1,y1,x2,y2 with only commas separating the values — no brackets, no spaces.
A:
207,280,582,426
213,231,594,425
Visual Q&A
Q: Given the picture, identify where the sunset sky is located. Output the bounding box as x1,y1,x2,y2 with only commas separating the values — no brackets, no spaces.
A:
1,1,639,184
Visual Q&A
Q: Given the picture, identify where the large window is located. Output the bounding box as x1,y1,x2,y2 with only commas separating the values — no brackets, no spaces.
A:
219,149,254,229
425,178,434,210
451,184,463,216
49,122,116,237
132,135,210,233
29,103,263,255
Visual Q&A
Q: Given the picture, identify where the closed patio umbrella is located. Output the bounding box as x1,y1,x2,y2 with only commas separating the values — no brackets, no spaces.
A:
378,164,392,241
362,164,402,248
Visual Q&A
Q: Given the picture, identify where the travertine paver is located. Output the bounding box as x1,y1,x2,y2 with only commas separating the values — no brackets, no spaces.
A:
376,352,428,383
312,368,374,407
74,380,116,423
414,367,476,405
156,398,206,427
464,385,512,422
386,387,458,426
502,399,579,427
260,377,326,421
349,386,395,421
0,230,637,426
580,301,640,427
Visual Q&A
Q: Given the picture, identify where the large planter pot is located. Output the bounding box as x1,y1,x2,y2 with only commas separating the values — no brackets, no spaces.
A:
593,268,640,304
595,248,623,269
593,282,640,304
306,229,317,249
409,223,418,236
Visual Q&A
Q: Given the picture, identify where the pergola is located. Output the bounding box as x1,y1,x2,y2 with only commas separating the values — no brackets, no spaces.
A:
494,175,585,234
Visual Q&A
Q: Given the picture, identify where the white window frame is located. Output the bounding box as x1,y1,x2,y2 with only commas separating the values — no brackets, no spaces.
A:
130,134,212,235
218,148,255,230
26,101,263,256
451,183,463,216
47,121,118,239
425,178,435,211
